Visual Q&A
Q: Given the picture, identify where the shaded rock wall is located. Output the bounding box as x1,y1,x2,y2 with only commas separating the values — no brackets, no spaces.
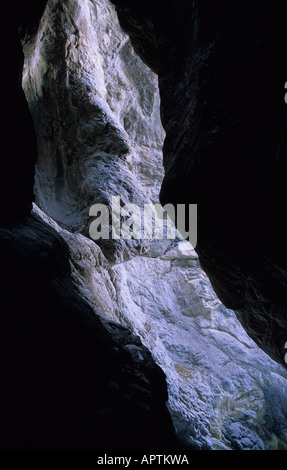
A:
0,213,177,450
2,5,41,223
21,0,287,450
110,0,287,367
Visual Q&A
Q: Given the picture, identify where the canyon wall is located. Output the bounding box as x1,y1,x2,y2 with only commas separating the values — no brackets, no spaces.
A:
110,0,287,369
19,0,287,450
0,0,177,450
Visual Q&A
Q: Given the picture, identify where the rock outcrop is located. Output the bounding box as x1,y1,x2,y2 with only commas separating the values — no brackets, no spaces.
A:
19,0,287,450
32,202,287,450
110,0,287,368
22,0,164,263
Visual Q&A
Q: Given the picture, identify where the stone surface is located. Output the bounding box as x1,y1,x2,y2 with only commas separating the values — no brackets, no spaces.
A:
9,0,287,451
1,0,178,451
37,200,287,450
110,0,287,368
22,0,164,264
114,248,287,449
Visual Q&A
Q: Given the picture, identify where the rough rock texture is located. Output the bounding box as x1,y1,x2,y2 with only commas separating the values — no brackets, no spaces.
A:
36,203,287,450
20,0,287,451
110,0,287,368
115,249,287,450
22,0,164,263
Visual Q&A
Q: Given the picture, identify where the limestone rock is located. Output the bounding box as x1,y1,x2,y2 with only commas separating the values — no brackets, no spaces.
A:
113,247,287,449
35,201,287,450
22,0,164,264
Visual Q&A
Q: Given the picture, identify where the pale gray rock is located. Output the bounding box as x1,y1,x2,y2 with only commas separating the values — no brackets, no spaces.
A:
110,0,287,369
113,245,287,450
22,0,164,263
33,202,287,450
24,0,287,451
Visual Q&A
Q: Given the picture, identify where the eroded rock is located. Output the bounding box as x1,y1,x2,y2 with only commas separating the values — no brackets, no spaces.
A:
22,0,164,263
0,0,179,450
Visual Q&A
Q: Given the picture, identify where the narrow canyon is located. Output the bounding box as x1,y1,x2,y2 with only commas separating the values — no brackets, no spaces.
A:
1,0,287,450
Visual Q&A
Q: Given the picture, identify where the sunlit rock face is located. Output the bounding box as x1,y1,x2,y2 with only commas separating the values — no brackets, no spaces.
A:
22,0,164,263
22,0,287,450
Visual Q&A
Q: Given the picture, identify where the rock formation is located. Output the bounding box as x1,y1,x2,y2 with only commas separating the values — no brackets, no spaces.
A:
110,0,287,368
0,213,177,450
1,0,177,450
2,0,287,451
